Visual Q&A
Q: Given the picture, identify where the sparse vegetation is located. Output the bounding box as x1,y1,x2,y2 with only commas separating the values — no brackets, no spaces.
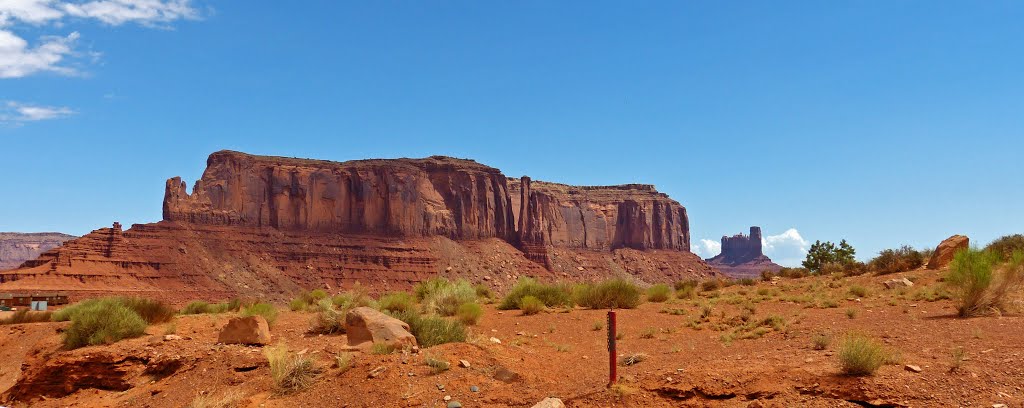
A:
518,295,545,315
846,308,858,319
377,292,416,314
618,352,648,366
985,234,1024,261
334,353,353,373
188,389,243,408
574,278,643,309
838,333,890,376
739,278,757,286
646,284,672,302
803,239,857,274
180,300,239,315
498,278,573,310
869,245,926,275
949,346,966,372
848,285,869,298
387,310,467,347
639,327,657,339
812,333,832,350
456,302,482,325
947,248,1024,317
0,309,52,325
309,298,345,334
265,344,319,393
414,278,476,316
675,280,698,299
241,302,278,325
424,355,450,373
371,343,396,355
591,321,604,331
62,298,148,349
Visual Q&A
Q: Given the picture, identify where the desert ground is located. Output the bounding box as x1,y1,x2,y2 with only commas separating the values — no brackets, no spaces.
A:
1,265,1021,408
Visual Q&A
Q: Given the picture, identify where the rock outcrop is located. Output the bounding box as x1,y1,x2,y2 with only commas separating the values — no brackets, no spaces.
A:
345,307,417,350
218,316,272,345
705,227,782,278
0,151,717,300
0,233,76,271
927,234,969,270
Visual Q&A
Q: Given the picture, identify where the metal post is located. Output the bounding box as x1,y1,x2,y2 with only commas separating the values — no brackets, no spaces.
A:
607,309,617,386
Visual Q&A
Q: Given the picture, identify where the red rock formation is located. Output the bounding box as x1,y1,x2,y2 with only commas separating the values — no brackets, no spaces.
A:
0,232,76,271
927,234,969,270
705,227,783,278
0,151,715,300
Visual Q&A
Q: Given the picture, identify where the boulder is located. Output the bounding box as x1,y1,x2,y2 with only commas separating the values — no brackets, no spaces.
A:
218,316,271,345
928,235,969,270
883,278,914,289
531,398,566,408
345,307,417,350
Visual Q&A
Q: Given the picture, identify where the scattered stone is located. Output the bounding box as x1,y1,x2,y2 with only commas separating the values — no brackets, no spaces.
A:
530,397,566,408
163,334,182,341
928,235,969,270
436,384,445,391
884,278,914,289
443,395,451,401
217,316,271,345
577,266,584,271
368,366,387,378
494,366,521,383
470,385,479,392
993,404,1007,408
489,337,502,344
905,364,923,373
447,401,462,408
345,307,417,350
459,360,471,368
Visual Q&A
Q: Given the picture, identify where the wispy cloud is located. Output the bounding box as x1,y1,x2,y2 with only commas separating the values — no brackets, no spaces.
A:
1,100,75,123
0,0,200,79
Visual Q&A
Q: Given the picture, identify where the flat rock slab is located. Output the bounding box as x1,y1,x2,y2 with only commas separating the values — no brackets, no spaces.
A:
218,316,271,345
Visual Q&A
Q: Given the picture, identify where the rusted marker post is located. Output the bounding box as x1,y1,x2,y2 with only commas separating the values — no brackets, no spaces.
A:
607,309,617,386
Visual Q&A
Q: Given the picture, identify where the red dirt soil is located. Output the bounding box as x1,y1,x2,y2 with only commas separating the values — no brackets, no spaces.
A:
1,268,1022,407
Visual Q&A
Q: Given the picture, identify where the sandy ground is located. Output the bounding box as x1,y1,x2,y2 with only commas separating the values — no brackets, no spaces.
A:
0,269,1022,407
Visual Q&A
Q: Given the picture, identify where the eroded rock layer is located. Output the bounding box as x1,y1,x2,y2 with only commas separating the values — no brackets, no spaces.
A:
0,233,76,271
1,151,715,300
705,226,782,278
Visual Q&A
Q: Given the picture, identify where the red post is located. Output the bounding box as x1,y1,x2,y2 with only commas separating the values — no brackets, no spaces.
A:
607,309,617,386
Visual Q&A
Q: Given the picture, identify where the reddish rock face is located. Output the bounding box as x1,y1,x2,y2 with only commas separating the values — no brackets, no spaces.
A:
927,234,969,270
1,151,715,300
164,151,516,241
705,227,782,278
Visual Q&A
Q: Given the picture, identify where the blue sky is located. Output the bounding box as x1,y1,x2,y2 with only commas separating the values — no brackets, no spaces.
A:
1,1,1022,266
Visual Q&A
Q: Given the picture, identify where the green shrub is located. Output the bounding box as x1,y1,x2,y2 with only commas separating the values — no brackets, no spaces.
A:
178,300,234,315
676,285,696,299
497,278,573,310
779,267,809,279
378,292,416,314
309,289,329,301
330,294,351,308
838,333,889,376
869,245,925,275
424,355,450,374
62,299,147,349
985,234,1024,261
265,344,319,394
414,278,476,316
646,284,672,302
573,278,642,309
310,299,345,334
387,310,466,347
456,302,482,325
116,297,176,324
519,295,545,315
803,239,857,273
760,270,775,281
474,284,494,300
701,280,721,291
739,278,757,286
812,333,832,350
947,248,1023,317
242,303,278,325
674,279,698,291
848,285,869,298
289,298,308,312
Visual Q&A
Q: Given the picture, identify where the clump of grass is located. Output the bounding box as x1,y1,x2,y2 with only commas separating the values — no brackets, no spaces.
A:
701,279,722,292
424,355,450,374
241,302,278,326
163,322,177,335
387,310,467,347
618,353,648,366
846,309,858,319
838,333,890,376
57,297,176,324
573,278,643,309
812,333,832,350
639,328,657,339
378,292,416,314
0,309,52,325
265,344,319,394
947,248,1024,317
309,298,345,334
474,284,494,301
187,389,243,408
949,346,966,372
985,234,1024,261
371,343,396,355
497,278,573,310
519,295,545,315
456,302,482,325
334,353,353,373
646,284,672,303
591,321,604,331
62,299,147,349
179,300,237,315
699,303,713,320
289,298,308,312
848,285,869,298
739,278,757,286
415,278,477,316
911,285,953,302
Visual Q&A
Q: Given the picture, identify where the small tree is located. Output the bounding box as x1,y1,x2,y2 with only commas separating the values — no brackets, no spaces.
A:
802,239,857,273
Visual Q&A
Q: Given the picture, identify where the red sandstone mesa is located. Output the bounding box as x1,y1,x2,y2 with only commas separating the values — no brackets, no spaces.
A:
0,232,76,271
705,226,783,279
0,151,716,300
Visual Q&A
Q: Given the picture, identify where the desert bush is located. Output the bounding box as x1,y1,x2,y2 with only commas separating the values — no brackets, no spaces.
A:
241,302,278,325
674,279,698,291
188,389,243,408
869,245,926,275
848,285,870,298
701,279,721,291
179,300,234,315
116,297,176,324
812,333,832,350
573,278,643,309
945,248,1023,317
265,344,319,394
778,267,810,279
497,278,573,310
846,308,858,319
377,292,416,314
388,310,467,347
309,299,345,334
309,289,329,301
676,285,696,299
0,309,52,325
289,298,308,312
62,299,147,349
639,327,656,339
646,284,672,302
518,295,545,315
803,240,857,273
414,278,476,316
985,234,1024,261
424,355,450,374
334,353,353,373
838,333,890,376
455,302,482,325
474,284,494,300
738,278,756,286
618,352,648,366
760,270,775,281
371,343,396,355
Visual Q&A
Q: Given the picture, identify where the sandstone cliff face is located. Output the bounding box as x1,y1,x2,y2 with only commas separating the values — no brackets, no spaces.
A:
0,233,76,270
164,151,515,241
705,226,782,278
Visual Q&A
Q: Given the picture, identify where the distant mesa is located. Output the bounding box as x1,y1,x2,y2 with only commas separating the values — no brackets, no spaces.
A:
0,150,719,300
0,233,77,271
705,226,783,279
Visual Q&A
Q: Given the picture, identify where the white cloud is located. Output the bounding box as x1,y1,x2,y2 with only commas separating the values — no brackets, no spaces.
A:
0,0,198,79
762,228,810,267
1,100,75,123
691,238,721,259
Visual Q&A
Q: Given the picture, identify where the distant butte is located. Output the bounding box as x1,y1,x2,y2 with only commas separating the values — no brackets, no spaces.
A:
705,226,783,278
0,233,77,271
0,151,719,301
